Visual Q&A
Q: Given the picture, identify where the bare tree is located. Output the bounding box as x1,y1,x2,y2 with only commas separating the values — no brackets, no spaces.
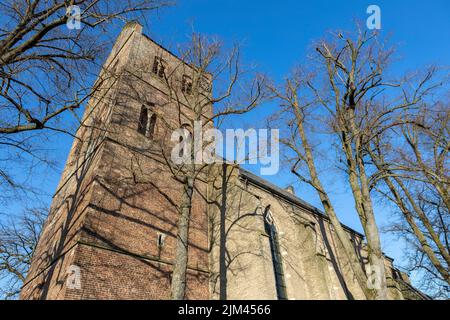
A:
0,0,169,133
167,37,265,300
0,208,47,299
269,27,441,299
369,100,450,298
267,68,376,299
0,0,168,202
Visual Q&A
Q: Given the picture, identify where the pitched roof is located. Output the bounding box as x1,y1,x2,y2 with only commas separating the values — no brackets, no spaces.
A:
239,168,365,238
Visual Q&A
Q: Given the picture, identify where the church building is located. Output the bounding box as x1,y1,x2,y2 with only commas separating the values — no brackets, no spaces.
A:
20,23,425,300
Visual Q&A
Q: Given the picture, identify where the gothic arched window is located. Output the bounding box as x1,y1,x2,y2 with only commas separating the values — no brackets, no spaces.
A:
264,208,288,300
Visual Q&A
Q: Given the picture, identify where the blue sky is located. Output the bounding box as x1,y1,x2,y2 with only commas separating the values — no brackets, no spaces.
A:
145,0,450,268
2,0,449,292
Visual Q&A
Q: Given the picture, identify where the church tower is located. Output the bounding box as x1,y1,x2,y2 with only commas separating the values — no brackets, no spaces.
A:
20,23,210,299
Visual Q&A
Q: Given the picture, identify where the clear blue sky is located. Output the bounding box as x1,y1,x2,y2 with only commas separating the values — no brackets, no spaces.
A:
143,0,450,269
3,0,449,292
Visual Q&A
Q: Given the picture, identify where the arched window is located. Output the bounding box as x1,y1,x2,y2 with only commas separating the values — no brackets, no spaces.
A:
138,104,157,139
264,208,288,300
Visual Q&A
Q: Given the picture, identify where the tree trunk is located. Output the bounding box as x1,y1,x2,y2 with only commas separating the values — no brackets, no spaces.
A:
293,106,375,299
344,106,388,300
363,213,388,300
170,176,194,300
357,158,388,300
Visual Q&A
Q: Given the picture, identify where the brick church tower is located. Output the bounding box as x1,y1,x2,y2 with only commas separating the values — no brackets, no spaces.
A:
20,22,210,299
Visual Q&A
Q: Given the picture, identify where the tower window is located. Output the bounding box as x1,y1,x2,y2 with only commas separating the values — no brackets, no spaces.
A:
138,104,157,139
181,75,193,95
152,56,167,79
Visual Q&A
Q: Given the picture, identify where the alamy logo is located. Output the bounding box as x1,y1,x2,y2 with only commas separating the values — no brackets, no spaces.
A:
66,265,81,290
170,121,280,176
66,5,81,30
366,5,381,30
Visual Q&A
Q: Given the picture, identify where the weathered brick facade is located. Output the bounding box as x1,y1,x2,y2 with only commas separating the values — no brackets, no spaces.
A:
20,23,426,300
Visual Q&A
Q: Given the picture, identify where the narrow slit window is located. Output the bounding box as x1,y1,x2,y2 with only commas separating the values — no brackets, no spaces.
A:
138,106,148,135
157,233,166,247
138,104,157,139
